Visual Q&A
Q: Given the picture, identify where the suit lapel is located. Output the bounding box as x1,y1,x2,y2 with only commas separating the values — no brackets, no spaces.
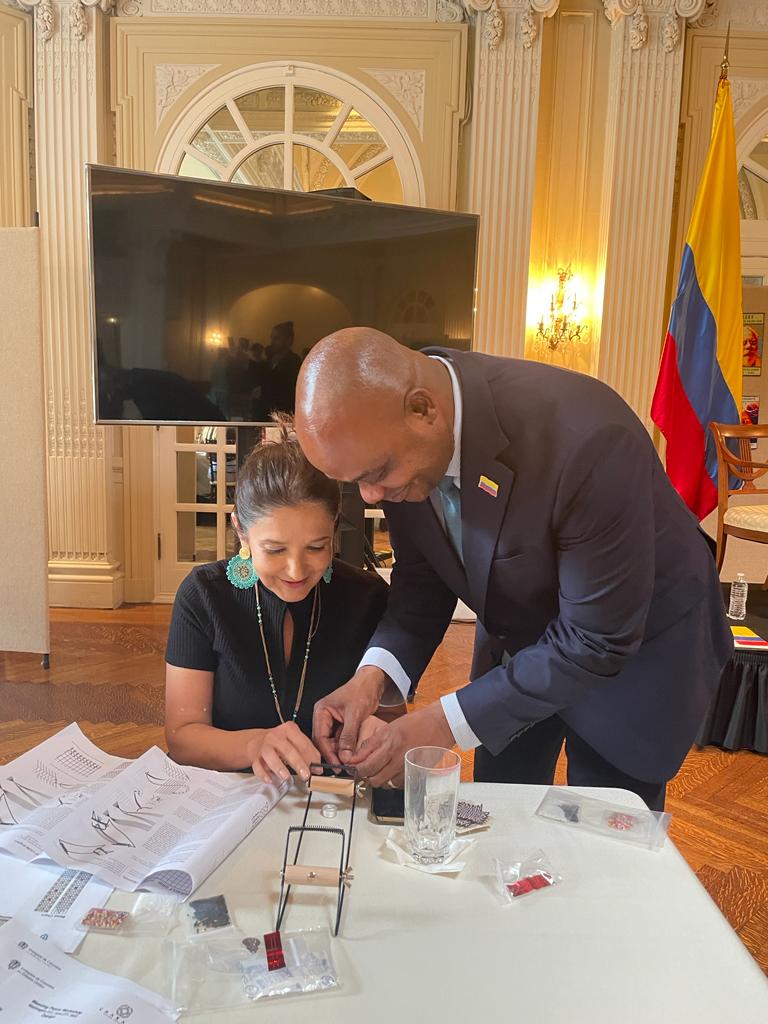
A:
384,489,469,605
448,353,515,621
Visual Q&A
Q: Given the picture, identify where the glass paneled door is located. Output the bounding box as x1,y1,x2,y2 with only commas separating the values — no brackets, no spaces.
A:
155,426,240,600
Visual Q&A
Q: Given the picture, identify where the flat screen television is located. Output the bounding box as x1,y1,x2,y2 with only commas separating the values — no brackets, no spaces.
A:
88,165,479,425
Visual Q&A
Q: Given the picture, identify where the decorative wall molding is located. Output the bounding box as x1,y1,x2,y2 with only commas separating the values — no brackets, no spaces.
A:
70,0,87,39
520,7,537,48
11,0,114,40
32,0,124,605
362,67,426,136
485,2,503,50
731,76,768,122
687,0,768,29
629,4,647,50
115,0,433,17
603,0,705,24
0,5,32,227
464,0,559,358
595,0,697,425
436,0,559,52
436,0,464,20
703,1,768,30
661,12,680,51
738,171,757,220
691,0,716,26
155,62,217,126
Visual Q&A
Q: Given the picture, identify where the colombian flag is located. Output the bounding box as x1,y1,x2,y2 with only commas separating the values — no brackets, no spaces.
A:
651,78,742,520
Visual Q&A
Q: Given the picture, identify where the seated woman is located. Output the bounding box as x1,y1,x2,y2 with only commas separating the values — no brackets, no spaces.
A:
165,421,388,783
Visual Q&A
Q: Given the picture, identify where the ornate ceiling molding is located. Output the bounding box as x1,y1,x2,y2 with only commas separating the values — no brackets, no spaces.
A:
362,67,426,136
120,0,432,16
0,0,445,18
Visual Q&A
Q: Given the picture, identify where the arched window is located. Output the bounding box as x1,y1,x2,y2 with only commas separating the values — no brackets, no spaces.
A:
157,65,424,206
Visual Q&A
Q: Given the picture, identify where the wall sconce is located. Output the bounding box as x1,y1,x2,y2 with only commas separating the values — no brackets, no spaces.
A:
534,265,589,353
208,329,224,348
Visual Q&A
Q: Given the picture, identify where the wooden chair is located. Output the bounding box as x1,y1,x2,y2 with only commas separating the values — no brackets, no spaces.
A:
710,421,768,585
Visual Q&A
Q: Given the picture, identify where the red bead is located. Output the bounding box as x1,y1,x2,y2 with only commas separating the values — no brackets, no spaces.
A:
507,872,552,897
607,812,637,832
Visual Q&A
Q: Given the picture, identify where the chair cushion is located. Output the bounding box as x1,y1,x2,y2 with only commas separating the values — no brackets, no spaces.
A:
723,504,768,533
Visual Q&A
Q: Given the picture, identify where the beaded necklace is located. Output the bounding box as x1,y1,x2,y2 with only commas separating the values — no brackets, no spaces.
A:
255,583,321,724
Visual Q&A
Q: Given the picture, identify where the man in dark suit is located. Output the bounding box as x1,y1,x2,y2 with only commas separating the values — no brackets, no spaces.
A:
295,329,732,809
251,321,302,419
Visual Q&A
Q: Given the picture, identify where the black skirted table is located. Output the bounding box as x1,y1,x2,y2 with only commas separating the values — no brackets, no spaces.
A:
696,585,768,755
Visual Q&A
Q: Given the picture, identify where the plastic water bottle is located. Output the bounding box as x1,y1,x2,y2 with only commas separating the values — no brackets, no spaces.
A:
728,573,748,621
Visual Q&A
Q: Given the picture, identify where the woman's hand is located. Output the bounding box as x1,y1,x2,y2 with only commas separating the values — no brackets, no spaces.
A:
247,722,321,784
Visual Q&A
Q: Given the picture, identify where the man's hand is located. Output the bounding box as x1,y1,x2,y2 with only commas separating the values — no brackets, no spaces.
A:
346,702,457,787
312,667,388,766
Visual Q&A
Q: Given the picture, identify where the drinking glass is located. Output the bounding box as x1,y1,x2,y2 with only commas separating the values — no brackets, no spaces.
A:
404,746,461,864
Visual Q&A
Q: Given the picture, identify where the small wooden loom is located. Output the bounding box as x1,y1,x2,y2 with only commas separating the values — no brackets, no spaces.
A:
275,762,364,936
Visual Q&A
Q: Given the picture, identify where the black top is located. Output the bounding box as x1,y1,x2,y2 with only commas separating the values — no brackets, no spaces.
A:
165,558,388,737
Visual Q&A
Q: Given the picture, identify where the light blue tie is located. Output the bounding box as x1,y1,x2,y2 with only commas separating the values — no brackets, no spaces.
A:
437,476,463,563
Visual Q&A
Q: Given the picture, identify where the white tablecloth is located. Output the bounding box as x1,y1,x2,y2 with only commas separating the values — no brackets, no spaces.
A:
77,783,768,1022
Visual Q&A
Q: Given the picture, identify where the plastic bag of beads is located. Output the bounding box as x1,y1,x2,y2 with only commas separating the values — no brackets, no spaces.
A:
534,787,671,851
240,929,340,1001
185,893,235,939
493,849,562,906
76,907,133,934
77,892,179,938
168,932,258,1013
130,891,179,936
169,928,338,1013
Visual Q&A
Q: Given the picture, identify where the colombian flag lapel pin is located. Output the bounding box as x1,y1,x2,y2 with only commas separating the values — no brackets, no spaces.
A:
478,475,499,498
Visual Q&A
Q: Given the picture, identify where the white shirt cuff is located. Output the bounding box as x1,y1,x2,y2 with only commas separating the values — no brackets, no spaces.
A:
440,692,482,750
358,648,411,707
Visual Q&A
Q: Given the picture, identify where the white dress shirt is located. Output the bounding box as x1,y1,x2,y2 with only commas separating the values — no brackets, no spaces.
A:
358,356,481,750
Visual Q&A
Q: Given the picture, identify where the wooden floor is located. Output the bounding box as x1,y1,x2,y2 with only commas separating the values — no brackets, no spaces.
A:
2,606,767,972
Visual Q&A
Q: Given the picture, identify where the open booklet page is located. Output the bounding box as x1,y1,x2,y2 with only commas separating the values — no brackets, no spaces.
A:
0,724,287,898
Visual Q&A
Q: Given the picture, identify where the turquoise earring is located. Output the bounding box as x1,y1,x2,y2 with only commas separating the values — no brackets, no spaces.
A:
227,546,259,589
322,564,333,584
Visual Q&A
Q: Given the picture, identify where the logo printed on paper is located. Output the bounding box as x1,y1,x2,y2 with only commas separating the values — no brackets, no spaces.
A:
100,1006,135,1022
478,475,499,498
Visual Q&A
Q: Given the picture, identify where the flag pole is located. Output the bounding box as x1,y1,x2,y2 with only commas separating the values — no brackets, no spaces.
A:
719,21,731,82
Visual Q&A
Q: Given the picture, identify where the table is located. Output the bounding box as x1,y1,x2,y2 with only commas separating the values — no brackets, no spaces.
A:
697,585,768,753
77,783,768,1023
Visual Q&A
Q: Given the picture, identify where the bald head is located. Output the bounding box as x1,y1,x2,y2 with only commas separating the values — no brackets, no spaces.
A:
297,328,413,427
295,327,455,505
